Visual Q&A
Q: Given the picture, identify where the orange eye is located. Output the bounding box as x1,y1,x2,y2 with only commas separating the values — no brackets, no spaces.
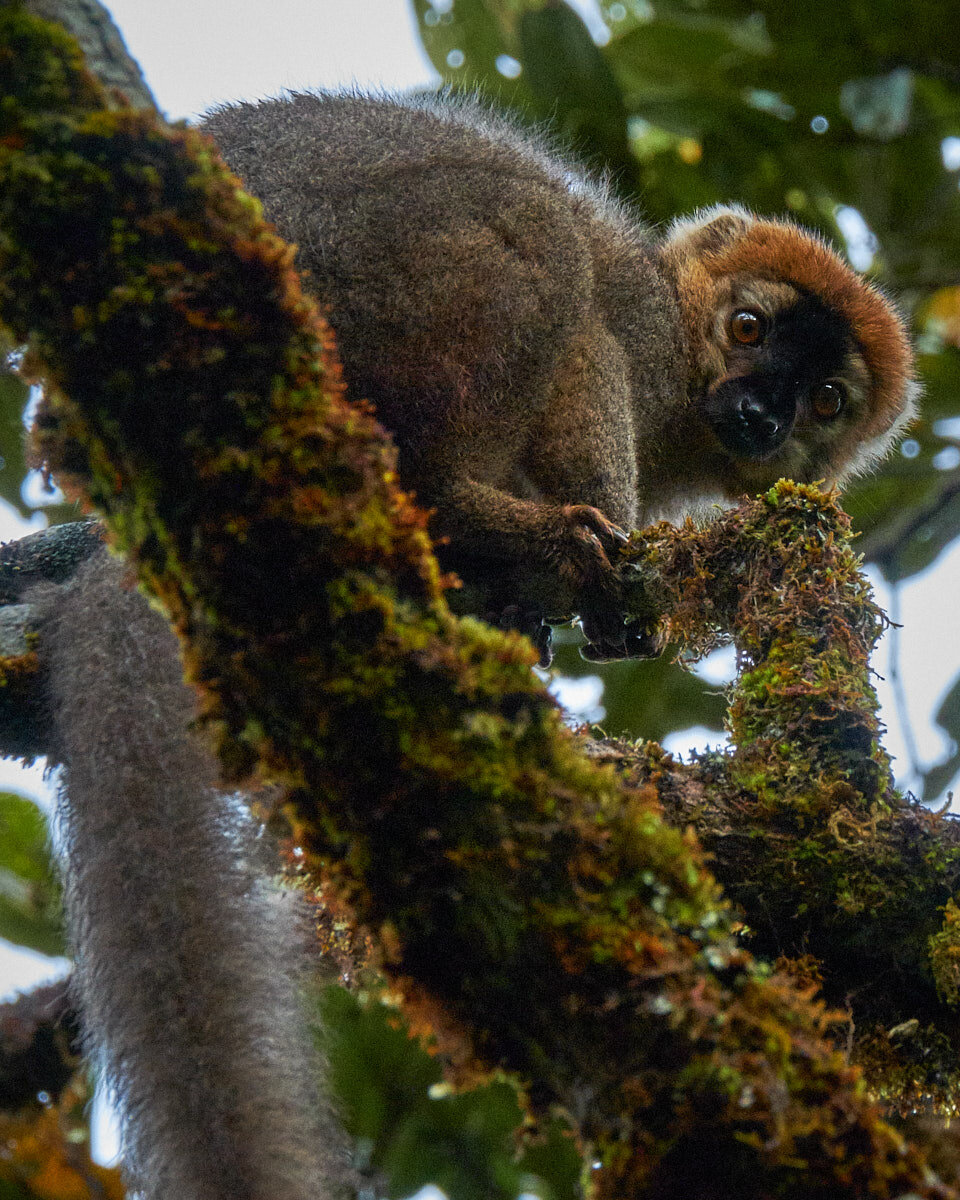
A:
730,309,766,345
811,380,846,420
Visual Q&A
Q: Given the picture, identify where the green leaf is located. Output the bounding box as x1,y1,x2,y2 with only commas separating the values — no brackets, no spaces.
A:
518,4,637,188
0,367,75,525
320,984,441,1148
411,0,525,100
517,1115,583,1200
843,347,960,583
612,10,768,99
0,792,64,958
385,1081,527,1200
920,752,960,806
550,633,726,743
320,986,581,1200
0,369,32,520
921,676,960,803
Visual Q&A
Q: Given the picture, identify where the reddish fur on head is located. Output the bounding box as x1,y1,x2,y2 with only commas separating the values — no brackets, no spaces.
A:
663,206,915,470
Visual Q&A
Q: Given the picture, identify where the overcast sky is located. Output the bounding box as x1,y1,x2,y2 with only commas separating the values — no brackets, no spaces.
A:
104,0,438,118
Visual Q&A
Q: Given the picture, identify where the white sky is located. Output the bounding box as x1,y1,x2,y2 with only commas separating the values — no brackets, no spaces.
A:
2,0,959,1014
103,0,438,119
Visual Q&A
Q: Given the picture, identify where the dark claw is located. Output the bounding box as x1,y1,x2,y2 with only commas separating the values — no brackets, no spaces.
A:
570,526,612,573
579,614,663,663
533,623,554,669
579,609,623,645
563,505,630,564
580,639,623,664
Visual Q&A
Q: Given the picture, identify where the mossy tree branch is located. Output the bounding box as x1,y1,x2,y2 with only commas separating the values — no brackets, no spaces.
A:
614,495,960,1113
2,3,958,1196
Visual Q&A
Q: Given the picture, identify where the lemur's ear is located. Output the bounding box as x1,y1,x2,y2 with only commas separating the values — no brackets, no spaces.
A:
664,204,756,257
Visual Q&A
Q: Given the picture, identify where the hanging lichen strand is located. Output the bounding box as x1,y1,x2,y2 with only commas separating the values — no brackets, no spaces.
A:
1,5,955,1197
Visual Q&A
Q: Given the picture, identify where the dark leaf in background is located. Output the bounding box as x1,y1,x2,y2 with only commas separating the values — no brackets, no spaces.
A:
0,370,32,521
848,350,960,583
921,675,960,803
518,3,638,191
321,986,579,1200
0,367,75,525
410,0,535,104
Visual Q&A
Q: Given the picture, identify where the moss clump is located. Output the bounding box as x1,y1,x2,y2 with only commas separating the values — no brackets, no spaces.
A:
856,1021,960,1118
601,739,960,1113
929,898,960,1009
622,482,890,804
594,490,960,1114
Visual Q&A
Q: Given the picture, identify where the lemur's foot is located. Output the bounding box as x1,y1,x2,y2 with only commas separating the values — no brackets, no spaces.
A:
484,604,554,668
578,609,662,663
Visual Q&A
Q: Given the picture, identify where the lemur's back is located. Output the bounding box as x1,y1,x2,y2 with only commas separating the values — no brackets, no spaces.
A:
201,93,680,650
201,92,638,497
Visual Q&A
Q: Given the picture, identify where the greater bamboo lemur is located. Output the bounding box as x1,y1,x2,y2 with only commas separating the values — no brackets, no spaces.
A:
31,92,915,1200
203,92,916,663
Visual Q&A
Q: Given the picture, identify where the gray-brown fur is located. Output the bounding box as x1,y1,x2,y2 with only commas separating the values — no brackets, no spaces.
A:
201,93,686,657
201,91,914,664
31,551,348,1200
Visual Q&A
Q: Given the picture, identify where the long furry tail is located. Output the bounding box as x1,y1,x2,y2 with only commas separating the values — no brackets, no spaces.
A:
33,549,347,1200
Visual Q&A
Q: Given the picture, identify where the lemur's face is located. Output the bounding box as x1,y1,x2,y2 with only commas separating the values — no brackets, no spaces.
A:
663,206,917,495
697,282,874,490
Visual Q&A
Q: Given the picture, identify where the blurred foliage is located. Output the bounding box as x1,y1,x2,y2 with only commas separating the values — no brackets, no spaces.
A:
321,986,581,1200
413,0,960,788
0,793,62,958
0,366,73,526
0,1080,123,1200
0,368,33,521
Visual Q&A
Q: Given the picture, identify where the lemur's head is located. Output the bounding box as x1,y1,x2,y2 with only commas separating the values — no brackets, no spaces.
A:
661,205,916,495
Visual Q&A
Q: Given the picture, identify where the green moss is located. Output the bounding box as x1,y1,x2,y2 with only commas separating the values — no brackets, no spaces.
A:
856,1021,960,1117
929,898,960,1008
605,726,960,1113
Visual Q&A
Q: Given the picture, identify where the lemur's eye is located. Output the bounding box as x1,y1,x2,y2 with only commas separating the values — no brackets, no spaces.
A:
729,309,766,345
811,381,846,420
